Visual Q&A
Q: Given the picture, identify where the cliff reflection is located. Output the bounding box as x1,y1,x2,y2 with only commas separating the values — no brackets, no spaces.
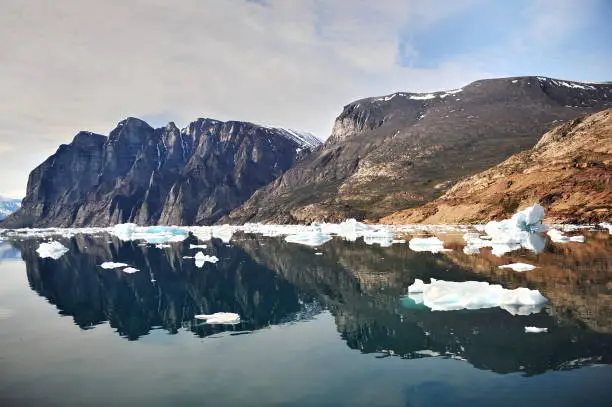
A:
9,231,612,375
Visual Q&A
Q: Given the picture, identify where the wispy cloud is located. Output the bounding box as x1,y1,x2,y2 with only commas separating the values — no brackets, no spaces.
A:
0,0,608,196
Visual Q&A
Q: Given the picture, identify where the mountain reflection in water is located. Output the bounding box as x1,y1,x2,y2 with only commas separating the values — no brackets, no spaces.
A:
8,230,612,376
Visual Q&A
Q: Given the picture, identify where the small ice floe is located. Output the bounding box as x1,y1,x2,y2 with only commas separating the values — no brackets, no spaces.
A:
155,244,171,249
498,263,537,272
315,252,323,255
122,267,139,274
35,241,69,259
406,278,547,315
525,326,548,333
285,229,332,247
547,229,585,243
194,312,241,325
100,262,129,269
408,237,449,253
414,349,442,357
194,251,219,268
190,244,207,249
392,239,406,244
111,223,188,244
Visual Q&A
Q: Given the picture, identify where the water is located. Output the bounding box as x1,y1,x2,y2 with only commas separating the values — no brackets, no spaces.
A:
1,230,611,406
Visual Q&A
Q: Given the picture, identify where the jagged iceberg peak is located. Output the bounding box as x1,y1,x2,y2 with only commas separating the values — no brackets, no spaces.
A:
463,204,548,256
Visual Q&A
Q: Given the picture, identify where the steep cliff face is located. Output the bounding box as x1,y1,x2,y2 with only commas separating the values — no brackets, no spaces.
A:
225,77,612,224
381,108,612,224
1,117,320,227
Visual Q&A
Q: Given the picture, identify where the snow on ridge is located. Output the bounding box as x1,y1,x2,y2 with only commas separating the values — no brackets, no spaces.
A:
372,88,463,103
258,125,322,149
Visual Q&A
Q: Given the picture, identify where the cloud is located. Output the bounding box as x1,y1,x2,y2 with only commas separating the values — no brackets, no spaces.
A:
0,0,607,197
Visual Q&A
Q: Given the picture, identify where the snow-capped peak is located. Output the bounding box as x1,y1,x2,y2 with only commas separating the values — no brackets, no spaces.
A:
260,126,322,149
0,195,22,220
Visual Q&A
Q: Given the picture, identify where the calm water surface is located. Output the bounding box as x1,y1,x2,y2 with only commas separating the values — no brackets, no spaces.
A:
1,230,611,406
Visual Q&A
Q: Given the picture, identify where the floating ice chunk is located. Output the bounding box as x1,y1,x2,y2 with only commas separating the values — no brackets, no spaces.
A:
391,239,406,244
122,267,139,274
111,223,188,243
100,262,129,269
408,237,449,253
190,244,207,249
155,244,171,249
408,278,427,293
498,263,536,272
194,251,219,267
477,204,548,256
414,349,442,357
285,230,332,247
547,229,584,243
36,241,69,259
363,228,395,247
405,278,547,314
112,223,138,241
212,225,234,243
525,326,548,333
195,312,241,324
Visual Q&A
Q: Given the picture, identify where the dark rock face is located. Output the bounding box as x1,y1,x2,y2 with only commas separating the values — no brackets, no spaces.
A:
225,76,612,224
1,118,320,227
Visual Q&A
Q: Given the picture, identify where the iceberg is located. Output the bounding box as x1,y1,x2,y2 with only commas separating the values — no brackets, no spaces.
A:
525,326,548,333
406,278,547,315
100,262,129,269
194,251,219,267
285,227,332,247
35,241,69,260
464,204,547,256
111,223,188,244
190,244,207,249
122,267,139,274
498,263,536,272
408,237,449,253
194,312,241,324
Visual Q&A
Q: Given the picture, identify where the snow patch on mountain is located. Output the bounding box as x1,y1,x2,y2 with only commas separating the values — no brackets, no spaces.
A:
0,196,21,220
261,126,322,149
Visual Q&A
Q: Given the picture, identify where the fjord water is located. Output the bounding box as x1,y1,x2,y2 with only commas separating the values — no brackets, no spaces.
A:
0,231,611,407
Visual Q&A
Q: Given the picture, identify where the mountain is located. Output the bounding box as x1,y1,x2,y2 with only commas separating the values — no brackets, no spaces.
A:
224,76,612,224
381,108,612,224
1,117,321,228
0,196,21,220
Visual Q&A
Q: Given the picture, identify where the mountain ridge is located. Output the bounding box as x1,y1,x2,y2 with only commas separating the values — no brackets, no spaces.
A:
224,76,612,224
1,116,321,228
381,108,612,224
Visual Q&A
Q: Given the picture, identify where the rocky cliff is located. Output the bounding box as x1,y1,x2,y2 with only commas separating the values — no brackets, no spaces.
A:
382,108,612,224
225,77,612,224
1,118,320,228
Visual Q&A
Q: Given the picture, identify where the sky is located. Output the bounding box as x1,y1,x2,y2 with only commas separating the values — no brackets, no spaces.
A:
0,0,610,198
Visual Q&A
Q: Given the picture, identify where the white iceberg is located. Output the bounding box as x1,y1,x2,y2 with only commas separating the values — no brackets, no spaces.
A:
498,263,536,272
194,251,219,267
35,241,69,259
408,237,449,253
100,262,129,269
122,267,139,274
464,204,547,256
190,244,207,249
111,223,188,244
285,228,332,247
525,326,548,333
195,312,241,324
406,278,547,315
547,229,585,243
